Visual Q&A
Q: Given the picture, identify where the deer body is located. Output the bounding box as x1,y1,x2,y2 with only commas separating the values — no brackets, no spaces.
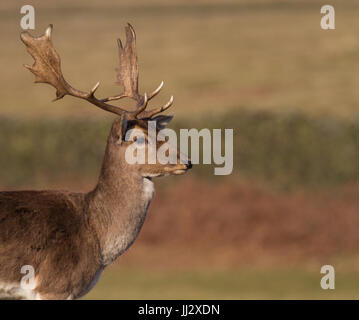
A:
0,126,156,300
0,190,100,300
0,24,191,299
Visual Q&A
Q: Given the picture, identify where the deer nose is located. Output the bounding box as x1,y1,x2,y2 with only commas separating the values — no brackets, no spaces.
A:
186,161,192,169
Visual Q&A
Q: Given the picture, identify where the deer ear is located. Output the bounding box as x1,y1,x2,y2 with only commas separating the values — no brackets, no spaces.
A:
152,115,174,130
113,113,128,144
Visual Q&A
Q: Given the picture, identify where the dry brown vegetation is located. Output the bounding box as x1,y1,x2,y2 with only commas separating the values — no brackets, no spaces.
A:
109,177,359,270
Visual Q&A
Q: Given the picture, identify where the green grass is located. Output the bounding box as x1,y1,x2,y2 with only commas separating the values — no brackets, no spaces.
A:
84,266,359,299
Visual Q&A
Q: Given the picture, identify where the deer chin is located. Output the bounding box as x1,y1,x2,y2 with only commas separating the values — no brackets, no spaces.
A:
142,173,163,180
172,169,187,175
141,167,187,179
164,165,188,176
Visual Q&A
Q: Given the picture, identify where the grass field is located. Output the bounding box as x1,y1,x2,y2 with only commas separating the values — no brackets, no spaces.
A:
85,265,359,299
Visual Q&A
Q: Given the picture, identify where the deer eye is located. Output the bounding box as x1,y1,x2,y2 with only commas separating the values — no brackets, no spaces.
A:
134,136,146,145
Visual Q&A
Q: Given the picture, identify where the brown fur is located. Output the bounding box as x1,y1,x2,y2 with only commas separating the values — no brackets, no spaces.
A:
0,191,100,299
0,119,190,299
10,25,190,299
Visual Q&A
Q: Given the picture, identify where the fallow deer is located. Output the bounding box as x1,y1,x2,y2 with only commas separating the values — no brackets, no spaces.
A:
0,24,191,300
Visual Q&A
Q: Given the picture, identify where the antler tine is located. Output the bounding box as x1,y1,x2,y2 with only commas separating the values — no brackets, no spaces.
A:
140,95,174,118
89,81,100,96
100,94,126,103
103,80,164,103
133,93,148,118
148,81,164,100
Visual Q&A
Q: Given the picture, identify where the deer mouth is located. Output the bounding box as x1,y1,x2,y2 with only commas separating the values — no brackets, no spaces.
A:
142,162,191,179
172,169,187,175
165,163,192,175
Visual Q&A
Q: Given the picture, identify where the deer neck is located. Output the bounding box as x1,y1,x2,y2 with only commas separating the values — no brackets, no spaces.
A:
86,143,155,266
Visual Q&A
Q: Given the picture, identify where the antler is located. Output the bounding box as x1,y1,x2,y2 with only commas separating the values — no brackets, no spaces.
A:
20,24,174,119
102,23,174,118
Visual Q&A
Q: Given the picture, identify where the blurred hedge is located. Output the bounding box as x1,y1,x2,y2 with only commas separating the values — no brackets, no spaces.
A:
194,111,359,189
0,110,358,189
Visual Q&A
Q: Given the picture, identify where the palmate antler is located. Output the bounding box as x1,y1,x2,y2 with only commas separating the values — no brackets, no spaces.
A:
20,24,173,120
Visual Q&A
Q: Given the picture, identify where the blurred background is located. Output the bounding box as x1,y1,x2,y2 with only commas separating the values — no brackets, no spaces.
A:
1,0,359,298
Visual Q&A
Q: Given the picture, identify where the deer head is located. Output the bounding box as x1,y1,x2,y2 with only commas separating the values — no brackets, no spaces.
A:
20,24,191,179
